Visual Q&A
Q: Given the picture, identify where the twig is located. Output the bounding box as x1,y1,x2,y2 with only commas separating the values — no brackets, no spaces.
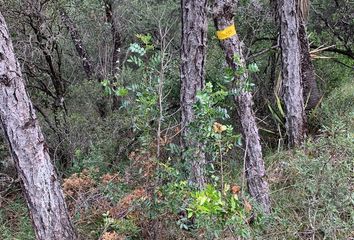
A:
247,45,279,60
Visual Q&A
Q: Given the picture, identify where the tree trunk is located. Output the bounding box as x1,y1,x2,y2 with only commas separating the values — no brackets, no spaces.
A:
0,12,77,240
213,0,271,213
31,20,67,129
180,0,208,189
298,5,321,110
103,0,123,111
103,0,122,73
278,0,307,147
60,9,94,78
60,9,110,118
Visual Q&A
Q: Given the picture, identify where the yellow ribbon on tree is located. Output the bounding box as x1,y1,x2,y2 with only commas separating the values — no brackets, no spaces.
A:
216,24,237,40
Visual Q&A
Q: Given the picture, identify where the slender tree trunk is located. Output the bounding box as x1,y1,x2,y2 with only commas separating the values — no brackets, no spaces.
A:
60,9,94,78
103,0,122,73
278,0,307,147
0,12,76,239
103,0,123,111
25,2,70,168
212,0,271,213
30,14,67,127
180,0,208,189
298,1,321,110
60,9,110,118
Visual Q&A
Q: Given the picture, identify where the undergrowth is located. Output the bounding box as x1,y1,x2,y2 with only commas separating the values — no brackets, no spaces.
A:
0,73,352,240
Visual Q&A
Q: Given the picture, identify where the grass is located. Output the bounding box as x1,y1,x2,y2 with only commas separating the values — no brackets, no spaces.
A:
0,195,35,240
261,79,354,239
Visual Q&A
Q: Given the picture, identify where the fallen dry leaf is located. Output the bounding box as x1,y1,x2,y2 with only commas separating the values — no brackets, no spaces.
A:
213,122,227,133
231,185,241,194
244,199,252,213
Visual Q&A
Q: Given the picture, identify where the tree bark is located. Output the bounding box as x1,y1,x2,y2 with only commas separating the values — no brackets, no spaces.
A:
278,0,307,147
213,0,271,213
180,0,208,189
0,12,77,240
298,4,321,110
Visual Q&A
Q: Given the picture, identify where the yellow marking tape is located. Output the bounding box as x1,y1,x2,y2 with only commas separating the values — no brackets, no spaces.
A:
216,24,237,40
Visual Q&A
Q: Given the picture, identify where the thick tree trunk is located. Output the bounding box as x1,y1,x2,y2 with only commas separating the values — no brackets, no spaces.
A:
298,14,321,110
180,0,208,189
0,12,77,239
213,0,271,213
278,0,307,147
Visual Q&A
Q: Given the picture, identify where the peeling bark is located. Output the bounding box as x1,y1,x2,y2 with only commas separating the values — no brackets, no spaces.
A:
213,0,271,213
0,12,77,239
180,0,208,189
278,0,307,146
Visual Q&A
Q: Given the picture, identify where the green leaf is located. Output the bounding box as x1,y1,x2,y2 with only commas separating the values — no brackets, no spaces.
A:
248,63,259,73
275,94,285,117
115,87,128,97
198,195,208,205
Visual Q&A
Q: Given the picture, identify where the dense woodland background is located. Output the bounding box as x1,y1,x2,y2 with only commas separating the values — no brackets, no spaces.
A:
0,0,353,239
